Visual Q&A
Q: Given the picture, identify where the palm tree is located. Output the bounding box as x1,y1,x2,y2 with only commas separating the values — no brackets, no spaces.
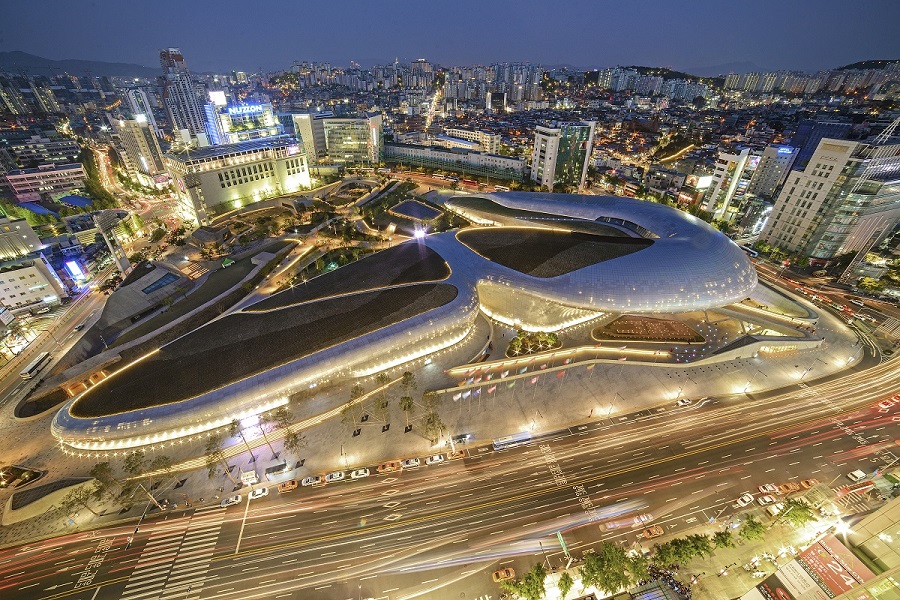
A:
229,419,257,463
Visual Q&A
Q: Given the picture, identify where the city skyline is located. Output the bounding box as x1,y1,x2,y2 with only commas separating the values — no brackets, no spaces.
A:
2,0,899,74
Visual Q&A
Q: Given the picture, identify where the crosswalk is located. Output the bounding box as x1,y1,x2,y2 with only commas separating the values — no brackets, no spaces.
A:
833,491,874,514
120,506,225,600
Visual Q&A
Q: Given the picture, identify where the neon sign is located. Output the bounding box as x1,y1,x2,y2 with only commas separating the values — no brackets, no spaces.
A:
228,104,264,116
777,146,794,154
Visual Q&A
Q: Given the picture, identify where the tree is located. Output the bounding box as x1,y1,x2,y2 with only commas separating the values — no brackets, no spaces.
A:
123,450,148,479
147,455,173,489
375,372,392,422
653,541,676,567
422,410,446,445
283,429,306,458
581,542,632,593
229,418,257,463
401,370,417,391
89,462,120,501
779,498,818,528
739,515,766,541
500,563,547,600
204,434,239,485
61,486,100,517
257,411,282,459
858,276,885,293
558,571,574,598
713,530,735,549
686,534,713,559
399,396,414,429
628,551,650,582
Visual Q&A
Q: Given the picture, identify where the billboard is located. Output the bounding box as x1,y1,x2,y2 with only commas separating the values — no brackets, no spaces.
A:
686,174,713,189
64,260,87,282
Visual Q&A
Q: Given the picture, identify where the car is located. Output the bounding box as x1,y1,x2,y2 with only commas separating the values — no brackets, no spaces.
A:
800,479,819,489
301,475,323,487
778,482,801,494
758,483,779,494
676,398,692,407
377,461,402,474
758,495,777,506
641,525,665,539
425,454,445,465
277,480,298,493
350,468,370,480
400,458,420,468
878,399,897,410
848,470,868,482
736,493,755,507
248,487,269,500
492,568,516,583
220,494,242,507
325,471,345,483
451,433,473,445
74,322,87,331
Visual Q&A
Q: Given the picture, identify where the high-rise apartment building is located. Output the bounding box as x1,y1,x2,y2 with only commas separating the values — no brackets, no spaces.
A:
703,148,755,221
160,48,206,140
760,137,900,260
123,87,162,138
530,121,596,191
115,116,166,177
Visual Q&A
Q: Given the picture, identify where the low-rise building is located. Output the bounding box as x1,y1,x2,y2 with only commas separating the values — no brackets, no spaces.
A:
164,137,311,225
384,142,526,181
443,128,501,154
0,254,67,309
5,163,86,202
0,217,43,260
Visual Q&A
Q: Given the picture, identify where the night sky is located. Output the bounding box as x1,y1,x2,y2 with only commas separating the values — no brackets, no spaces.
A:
2,0,898,74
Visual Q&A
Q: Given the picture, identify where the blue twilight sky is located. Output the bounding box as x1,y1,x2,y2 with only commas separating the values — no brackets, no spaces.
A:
2,0,898,74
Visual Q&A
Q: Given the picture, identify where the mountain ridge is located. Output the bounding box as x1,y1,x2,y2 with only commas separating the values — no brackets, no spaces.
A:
0,51,160,77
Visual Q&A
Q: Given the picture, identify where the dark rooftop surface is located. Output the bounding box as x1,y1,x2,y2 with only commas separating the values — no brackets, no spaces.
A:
448,196,627,237
246,243,449,312
389,200,444,222
72,283,458,417
457,228,653,278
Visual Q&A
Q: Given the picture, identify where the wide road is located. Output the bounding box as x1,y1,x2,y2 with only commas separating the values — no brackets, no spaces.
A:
2,351,897,600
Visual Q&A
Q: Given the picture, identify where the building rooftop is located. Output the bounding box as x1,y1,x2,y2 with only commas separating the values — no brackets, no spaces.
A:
165,136,297,163
6,162,84,175
71,283,458,417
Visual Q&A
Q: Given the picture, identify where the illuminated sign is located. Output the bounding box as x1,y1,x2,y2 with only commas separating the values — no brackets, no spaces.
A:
228,104,264,116
65,260,87,281
777,146,795,155
287,144,300,156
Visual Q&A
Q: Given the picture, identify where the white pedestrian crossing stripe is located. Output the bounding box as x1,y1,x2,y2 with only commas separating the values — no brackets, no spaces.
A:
119,507,225,600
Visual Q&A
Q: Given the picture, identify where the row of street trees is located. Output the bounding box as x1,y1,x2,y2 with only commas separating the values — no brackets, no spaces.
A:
500,500,819,599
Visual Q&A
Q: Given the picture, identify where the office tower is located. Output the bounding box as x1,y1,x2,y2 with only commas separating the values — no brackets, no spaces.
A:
789,120,853,170
124,87,162,138
204,101,283,146
322,113,383,164
746,145,798,200
530,121,596,191
159,48,206,140
115,115,166,177
760,137,900,260
291,112,331,160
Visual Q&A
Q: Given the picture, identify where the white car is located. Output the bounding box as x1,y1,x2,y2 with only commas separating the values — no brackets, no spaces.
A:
425,454,445,465
350,468,370,480
248,487,269,500
736,493,755,507
301,475,323,487
757,495,776,506
220,494,242,507
676,398,692,406
325,471,345,483
847,470,868,482
400,458,420,468
758,483,779,494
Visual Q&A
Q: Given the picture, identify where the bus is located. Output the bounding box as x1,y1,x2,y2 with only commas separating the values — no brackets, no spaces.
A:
492,431,532,451
20,352,52,380
494,185,511,192
739,245,759,258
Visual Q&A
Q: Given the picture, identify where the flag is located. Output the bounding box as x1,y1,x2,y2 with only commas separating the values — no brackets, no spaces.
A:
519,367,528,374
619,345,627,350
462,390,471,399
540,363,547,370
487,385,497,394
486,373,493,380
594,343,602,348
474,376,482,383
474,388,481,396
452,393,462,401
618,357,627,362
556,370,565,378
530,376,539,384
507,381,516,388
458,380,466,387
501,370,509,378
466,377,474,384
586,364,594,371
564,358,572,364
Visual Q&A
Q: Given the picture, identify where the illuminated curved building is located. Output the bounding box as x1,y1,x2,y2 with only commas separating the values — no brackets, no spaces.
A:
52,193,756,451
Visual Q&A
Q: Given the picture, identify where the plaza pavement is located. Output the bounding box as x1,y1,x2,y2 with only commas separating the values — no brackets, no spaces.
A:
0,283,866,549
